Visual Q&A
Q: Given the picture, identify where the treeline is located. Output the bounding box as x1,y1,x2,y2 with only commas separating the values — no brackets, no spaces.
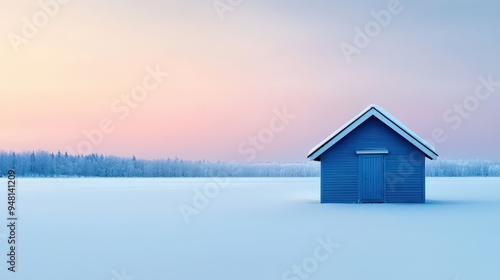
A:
426,159,500,177
0,150,499,177
0,150,319,177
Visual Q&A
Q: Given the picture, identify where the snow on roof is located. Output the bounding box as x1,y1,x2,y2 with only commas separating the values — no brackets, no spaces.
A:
307,104,438,161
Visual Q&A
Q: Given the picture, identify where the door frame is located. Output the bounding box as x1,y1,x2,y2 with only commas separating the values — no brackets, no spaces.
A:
357,149,388,203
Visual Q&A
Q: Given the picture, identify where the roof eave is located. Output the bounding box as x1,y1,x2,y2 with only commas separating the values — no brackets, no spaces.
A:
306,105,439,162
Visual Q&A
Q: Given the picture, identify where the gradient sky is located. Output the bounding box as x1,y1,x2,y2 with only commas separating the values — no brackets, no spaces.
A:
1,0,499,162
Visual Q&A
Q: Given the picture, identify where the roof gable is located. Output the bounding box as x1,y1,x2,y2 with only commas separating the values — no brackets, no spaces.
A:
307,105,438,161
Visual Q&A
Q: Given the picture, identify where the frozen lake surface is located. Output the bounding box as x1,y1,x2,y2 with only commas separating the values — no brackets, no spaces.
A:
0,177,499,280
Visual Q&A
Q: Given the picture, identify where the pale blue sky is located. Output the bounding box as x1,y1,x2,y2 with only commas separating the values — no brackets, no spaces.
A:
1,0,499,161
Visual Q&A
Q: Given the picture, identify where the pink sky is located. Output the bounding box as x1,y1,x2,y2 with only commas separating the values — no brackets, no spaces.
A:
1,1,499,162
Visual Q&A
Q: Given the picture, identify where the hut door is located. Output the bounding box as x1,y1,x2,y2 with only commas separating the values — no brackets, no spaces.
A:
359,155,385,203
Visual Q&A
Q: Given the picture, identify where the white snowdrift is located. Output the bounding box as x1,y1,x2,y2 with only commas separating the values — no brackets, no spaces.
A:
0,177,498,280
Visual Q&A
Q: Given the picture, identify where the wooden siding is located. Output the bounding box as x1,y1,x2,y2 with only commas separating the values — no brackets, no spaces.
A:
320,116,425,203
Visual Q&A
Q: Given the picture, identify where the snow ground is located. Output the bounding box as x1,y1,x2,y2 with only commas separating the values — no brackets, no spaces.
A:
0,177,499,280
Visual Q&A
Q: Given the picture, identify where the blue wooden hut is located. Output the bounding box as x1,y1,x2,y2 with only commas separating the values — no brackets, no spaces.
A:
308,105,438,203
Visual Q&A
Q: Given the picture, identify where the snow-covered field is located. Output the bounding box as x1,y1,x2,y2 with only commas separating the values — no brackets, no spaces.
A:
0,177,499,280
